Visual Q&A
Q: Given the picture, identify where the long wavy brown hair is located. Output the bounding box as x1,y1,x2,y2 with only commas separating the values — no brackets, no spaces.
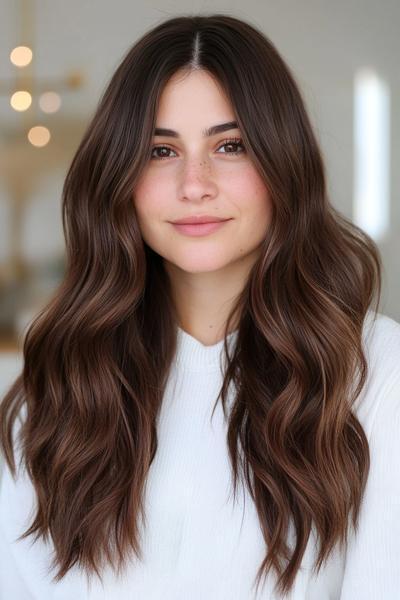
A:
0,13,382,598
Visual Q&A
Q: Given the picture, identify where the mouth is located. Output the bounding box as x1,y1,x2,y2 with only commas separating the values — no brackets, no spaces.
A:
169,219,232,237
170,216,230,225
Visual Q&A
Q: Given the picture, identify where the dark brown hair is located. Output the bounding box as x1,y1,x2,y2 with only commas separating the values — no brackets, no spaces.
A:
0,13,381,598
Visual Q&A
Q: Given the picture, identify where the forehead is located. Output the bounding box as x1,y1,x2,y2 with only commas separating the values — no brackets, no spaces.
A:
156,69,235,122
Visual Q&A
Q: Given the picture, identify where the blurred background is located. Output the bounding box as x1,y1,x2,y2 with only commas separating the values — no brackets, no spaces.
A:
0,0,399,399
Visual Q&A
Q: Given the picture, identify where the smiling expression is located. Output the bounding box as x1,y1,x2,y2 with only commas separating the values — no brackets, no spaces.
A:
133,68,272,275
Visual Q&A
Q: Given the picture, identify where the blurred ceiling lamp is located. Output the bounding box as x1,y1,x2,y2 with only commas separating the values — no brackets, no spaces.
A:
353,67,390,243
28,125,51,147
0,0,84,145
10,45,33,67
39,91,61,113
10,90,32,111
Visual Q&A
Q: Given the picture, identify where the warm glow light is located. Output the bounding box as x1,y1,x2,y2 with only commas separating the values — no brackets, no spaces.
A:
10,45,33,67
39,91,62,113
10,90,32,111
353,68,390,242
28,126,51,147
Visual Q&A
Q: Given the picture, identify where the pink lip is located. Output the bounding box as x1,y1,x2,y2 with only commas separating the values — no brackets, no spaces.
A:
171,215,229,224
171,220,231,237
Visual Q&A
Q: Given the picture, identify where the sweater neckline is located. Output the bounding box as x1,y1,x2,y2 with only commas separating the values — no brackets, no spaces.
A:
175,326,238,372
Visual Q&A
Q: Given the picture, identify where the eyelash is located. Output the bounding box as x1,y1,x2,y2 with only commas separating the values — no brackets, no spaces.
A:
150,137,246,160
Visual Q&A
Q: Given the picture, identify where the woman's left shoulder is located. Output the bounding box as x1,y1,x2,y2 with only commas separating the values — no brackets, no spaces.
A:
354,310,400,437
340,310,400,598
362,309,400,354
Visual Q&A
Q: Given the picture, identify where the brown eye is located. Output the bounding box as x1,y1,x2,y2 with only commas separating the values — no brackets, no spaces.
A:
216,138,245,155
150,138,246,160
150,145,178,160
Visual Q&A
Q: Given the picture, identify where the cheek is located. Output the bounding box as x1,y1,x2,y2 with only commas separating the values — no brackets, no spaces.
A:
133,174,151,210
229,169,272,225
133,174,162,221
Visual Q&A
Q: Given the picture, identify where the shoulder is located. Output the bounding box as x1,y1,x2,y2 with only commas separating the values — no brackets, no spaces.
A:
340,310,400,597
354,310,400,437
362,309,400,362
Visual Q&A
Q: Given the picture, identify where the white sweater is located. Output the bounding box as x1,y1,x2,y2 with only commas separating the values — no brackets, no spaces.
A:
1,311,400,599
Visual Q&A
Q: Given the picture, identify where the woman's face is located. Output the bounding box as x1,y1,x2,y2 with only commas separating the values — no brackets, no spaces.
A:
133,68,272,276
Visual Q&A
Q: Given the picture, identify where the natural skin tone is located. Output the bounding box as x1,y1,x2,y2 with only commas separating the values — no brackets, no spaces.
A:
133,68,272,346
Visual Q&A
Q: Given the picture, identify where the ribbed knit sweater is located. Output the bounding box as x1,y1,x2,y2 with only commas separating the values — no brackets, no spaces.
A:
1,311,400,599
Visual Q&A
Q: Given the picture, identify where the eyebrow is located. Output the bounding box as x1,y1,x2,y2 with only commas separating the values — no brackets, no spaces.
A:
153,120,239,138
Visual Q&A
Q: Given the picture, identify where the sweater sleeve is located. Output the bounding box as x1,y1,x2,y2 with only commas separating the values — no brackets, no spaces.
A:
340,367,400,599
0,515,34,600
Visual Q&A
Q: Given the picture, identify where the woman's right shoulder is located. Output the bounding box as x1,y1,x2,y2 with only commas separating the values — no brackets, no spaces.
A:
0,398,27,489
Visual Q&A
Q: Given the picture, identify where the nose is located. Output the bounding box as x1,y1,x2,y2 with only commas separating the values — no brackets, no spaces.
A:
177,157,218,202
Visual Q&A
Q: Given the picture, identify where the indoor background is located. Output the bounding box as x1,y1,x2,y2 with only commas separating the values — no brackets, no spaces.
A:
0,0,399,403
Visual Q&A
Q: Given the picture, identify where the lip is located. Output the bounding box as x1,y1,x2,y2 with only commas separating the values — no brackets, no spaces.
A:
170,220,231,237
170,215,230,224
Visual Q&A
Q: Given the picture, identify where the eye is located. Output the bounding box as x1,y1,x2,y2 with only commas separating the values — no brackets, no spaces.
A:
150,137,246,161
150,145,178,160
216,137,246,156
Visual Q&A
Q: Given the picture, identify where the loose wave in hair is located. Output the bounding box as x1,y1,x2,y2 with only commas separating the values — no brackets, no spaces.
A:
0,13,382,598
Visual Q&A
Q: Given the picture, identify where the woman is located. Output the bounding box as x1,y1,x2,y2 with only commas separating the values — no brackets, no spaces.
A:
1,13,399,600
